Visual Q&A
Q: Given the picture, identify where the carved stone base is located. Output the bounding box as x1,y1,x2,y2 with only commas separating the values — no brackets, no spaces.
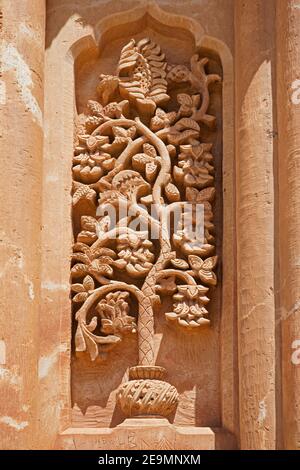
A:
57,419,220,450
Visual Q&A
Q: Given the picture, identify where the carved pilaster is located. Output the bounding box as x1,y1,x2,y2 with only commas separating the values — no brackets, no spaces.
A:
235,0,276,450
277,0,300,450
0,0,45,449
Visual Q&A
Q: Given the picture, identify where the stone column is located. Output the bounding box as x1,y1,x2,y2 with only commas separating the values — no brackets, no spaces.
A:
235,0,276,449
0,1,45,449
277,0,300,450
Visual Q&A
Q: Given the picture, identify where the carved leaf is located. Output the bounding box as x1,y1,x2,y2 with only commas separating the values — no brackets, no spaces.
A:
113,126,128,137
186,186,216,203
150,109,177,131
71,253,90,264
188,255,218,286
84,331,99,361
86,316,98,332
143,143,157,158
98,190,127,205
112,126,136,141
165,182,180,202
168,129,199,145
77,231,98,245
113,258,127,269
170,258,189,270
165,311,178,320
85,116,104,132
90,260,113,277
72,183,96,207
199,270,217,286
71,283,85,293
177,93,193,106
87,100,104,117
174,118,200,132
71,263,89,277
145,162,158,182
73,242,91,254
75,324,86,352
184,171,214,188
81,216,97,232
73,292,89,303
202,256,218,270
132,153,153,172
156,108,167,118
93,247,116,258
97,256,115,265
83,275,95,291
112,170,149,199
188,255,203,271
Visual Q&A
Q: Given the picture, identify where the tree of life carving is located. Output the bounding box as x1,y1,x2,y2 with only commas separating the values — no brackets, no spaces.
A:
72,38,221,417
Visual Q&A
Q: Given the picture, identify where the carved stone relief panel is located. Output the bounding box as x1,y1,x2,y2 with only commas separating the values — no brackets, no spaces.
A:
71,31,222,427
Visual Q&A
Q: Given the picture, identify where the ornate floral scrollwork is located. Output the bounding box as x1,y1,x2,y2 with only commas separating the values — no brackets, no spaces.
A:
72,36,221,417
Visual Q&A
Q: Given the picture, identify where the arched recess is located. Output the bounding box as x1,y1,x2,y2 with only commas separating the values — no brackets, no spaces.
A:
41,1,236,449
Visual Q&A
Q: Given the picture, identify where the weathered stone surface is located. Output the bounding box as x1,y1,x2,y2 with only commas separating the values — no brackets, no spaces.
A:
57,419,217,450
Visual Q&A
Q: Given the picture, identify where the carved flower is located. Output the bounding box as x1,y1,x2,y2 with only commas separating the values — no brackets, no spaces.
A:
150,108,177,132
71,242,118,280
102,126,136,154
85,100,105,131
73,151,115,183
77,216,98,245
96,291,137,336
186,186,215,243
75,134,109,153
177,93,201,117
97,74,120,105
173,227,214,257
172,186,215,257
85,100,130,132
103,100,129,119
165,285,210,328
167,64,191,83
116,233,154,278
72,181,97,208
167,118,200,146
73,134,115,183
112,170,150,202
71,275,95,303
173,143,214,188
85,116,104,132
132,143,159,183
188,255,218,286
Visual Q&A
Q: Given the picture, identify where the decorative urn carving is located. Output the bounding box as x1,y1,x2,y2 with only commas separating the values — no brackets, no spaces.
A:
117,366,179,418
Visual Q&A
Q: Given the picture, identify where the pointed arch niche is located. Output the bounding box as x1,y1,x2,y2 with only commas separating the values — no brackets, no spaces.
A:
42,2,236,449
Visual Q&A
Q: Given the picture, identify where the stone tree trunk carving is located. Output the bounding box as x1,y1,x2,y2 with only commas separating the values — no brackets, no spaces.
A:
71,38,221,418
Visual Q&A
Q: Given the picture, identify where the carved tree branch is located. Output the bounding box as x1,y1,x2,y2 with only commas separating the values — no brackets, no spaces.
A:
156,269,197,286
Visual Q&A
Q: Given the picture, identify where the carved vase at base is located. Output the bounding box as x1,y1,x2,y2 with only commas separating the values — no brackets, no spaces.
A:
117,366,179,418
